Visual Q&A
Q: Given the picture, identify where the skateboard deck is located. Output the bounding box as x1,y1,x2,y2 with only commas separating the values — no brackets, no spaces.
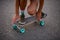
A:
14,12,47,29
16,16,37,28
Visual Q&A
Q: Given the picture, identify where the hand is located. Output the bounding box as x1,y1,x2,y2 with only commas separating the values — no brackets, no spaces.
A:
36,11,42,21
12,15,20,24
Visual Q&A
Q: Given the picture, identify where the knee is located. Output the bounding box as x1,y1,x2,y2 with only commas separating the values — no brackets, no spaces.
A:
27,9,36,15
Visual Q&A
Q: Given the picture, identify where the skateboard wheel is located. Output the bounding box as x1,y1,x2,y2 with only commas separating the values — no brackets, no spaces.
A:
19,28,25,33
39,21,45,26
13,24,17,30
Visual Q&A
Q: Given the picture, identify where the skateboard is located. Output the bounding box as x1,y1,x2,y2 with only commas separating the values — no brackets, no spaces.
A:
12,12,47,33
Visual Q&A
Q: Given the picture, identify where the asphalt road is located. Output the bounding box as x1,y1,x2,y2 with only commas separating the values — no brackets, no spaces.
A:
0,0,60,40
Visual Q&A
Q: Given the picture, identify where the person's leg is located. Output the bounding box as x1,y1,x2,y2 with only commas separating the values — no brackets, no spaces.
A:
12,0,20,24
36,0,44,21
27,0,38,16
20,0,27,20
20,0,27,10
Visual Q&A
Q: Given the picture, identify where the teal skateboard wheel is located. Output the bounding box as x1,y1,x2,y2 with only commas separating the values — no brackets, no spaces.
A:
19,28,25,33
39,21,45,26
13,24,17,30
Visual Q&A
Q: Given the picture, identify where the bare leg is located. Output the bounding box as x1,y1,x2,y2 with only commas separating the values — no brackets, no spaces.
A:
36,0,44,21
27,0,38,15
12,0,20,24
20,0,27,20
20,0,27,10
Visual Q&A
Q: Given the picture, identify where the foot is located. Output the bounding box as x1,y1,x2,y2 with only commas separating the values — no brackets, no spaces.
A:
12,15,20,24
27,0,38,15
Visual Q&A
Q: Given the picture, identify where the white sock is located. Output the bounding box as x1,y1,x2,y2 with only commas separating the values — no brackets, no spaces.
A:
19,10,24,16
